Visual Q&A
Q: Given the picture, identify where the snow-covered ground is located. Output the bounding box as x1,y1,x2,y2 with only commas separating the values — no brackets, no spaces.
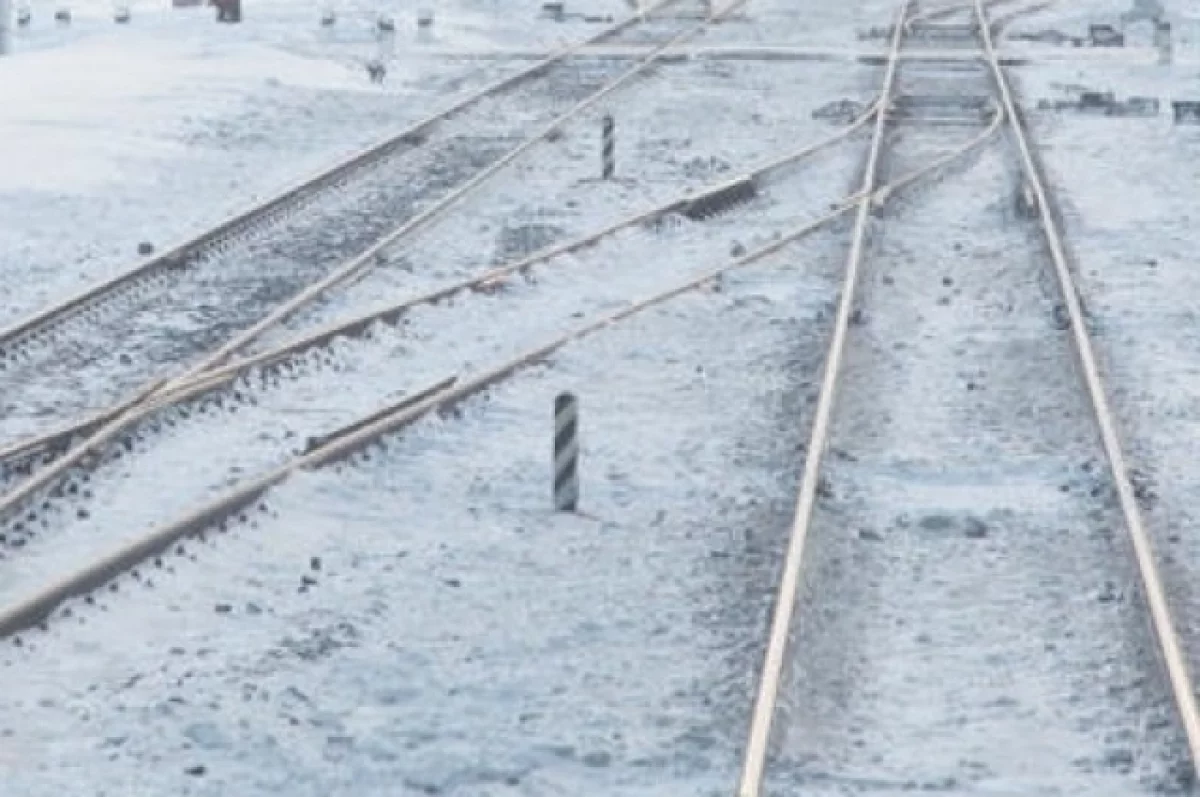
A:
0,0,625,326
1,243,847,795
0,1,863,792
4,0,1200,794
768,129,1187,794
1024,43,1200,763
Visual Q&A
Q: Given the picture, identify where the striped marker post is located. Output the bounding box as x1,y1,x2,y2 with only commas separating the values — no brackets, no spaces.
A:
553,392,580,512
601,115,615,180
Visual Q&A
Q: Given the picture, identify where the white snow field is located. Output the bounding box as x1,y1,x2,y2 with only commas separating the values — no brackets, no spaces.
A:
3,0,1200,795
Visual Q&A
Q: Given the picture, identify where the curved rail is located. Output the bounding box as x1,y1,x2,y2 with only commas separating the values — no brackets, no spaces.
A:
0,96,882,468
170,0,749,383
0,0,753,517
0,80,868,520
0,0,680,352
0,99,1007,640
973,0,1200,780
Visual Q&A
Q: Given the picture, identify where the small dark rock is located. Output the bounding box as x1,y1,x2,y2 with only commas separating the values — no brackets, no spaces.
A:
443,578,461,588
1103,748,1134,769
918,514,953,531
582,750,613,768
310,557,321,572
942,276,953,287
858,528,882,542
137,242,155,256
184,764,206,776
730,242,746,257
963,518,988,539
214,603,232,614
1098,582,1118,603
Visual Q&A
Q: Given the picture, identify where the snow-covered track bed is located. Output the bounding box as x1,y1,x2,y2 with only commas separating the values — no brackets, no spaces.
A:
1028,69,1200,797
0,50,880,571
0,97,876,632
0,243,842,795
739,2,1199,795
0,0,721,447
0,11,1023,792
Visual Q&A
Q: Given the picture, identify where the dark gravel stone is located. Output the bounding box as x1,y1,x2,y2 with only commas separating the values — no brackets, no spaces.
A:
918,514,954,531
964,517,988,538
582,750,613,767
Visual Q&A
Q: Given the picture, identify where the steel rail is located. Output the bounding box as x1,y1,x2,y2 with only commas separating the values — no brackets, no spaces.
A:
0,0,752,522
0,104,1006,639
735,2,911,794
0,94,883,474
974,0,1200,781
0,0,682,354
170,0,754,384
0,71,858,522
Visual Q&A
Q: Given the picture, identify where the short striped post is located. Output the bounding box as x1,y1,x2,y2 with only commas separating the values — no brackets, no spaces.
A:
601,115,615,180
553,392,580,512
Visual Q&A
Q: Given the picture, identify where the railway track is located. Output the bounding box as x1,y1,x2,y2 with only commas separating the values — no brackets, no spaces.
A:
0,117,875,611
5,1,1199,792
0,0,715,447
735,0,1200,794
0,23,1002,642
0,57,873,525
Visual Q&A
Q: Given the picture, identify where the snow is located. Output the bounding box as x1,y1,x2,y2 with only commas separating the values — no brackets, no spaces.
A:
0,0,565,325
0,266,840,795
3,0,1200,794
767,136,1187,795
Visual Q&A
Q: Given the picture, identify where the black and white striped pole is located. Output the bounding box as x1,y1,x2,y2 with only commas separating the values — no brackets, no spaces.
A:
601,114,615,180
553,392,580,512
